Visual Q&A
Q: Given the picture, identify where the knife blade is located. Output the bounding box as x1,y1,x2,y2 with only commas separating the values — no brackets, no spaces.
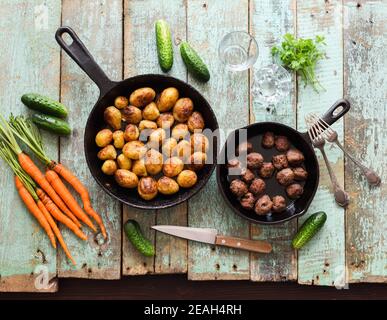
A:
151,225,272,254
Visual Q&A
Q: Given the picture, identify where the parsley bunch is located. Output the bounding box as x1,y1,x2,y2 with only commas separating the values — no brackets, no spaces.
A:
271,33,326,92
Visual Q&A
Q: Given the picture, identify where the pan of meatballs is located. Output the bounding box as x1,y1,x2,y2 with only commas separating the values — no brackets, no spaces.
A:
216,99,351,224
56,27,218,209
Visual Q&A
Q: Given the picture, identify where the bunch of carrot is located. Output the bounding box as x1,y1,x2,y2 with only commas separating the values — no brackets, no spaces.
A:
0,114,107,265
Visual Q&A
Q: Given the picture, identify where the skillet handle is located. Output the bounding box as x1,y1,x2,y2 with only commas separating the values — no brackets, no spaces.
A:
55,26,116,96
321,99,351,126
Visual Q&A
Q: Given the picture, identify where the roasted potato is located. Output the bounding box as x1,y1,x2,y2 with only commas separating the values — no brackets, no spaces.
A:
112,130,125,149
95,129,113,147
97,145,117,160
173,98,194,122
138,177,158,200
142,102,160,121
157,176,179,195
129,87,156,108
122,140,147,160
144,149,163,175
115,169,138,188
187,111,205,132
173,140,192,160
156,87,179,112
117,154,132,170
148,128,166,149
156,112,175,129
101,160,117,175
121,105,142,124
162,138,178,157
190,133,209,153
187,152,207,171
139,120,158,132
163,157,184,177
132,159,148,177
104,106,122,130
124,124,140,141
171,123,189,141
114,96,129,109
177,170,197,188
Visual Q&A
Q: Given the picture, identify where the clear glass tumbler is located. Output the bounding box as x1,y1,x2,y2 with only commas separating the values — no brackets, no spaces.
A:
251,64,291,105
218,31,259,72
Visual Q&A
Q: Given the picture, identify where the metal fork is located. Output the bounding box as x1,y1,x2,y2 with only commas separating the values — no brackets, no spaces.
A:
305,115,350,207
309,113,381,186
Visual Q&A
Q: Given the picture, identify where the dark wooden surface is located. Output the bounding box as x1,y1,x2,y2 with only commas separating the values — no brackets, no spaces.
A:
0,276,386,300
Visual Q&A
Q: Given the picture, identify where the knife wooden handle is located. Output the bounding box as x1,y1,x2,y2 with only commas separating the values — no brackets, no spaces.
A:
215,235,272,253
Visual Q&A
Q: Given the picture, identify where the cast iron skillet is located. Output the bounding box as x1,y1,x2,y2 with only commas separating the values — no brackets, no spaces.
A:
55,26,218,210
216,99,350,224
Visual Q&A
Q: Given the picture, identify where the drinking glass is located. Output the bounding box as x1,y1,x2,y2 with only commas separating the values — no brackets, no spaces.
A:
251,64,291,105
218,31,259,72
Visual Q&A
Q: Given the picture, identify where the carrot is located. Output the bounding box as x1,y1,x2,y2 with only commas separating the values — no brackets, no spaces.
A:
45,170,97,232
53,163,107,238
37,200,76,265
36,188,87,241
17,152,81,228
14,176,56,249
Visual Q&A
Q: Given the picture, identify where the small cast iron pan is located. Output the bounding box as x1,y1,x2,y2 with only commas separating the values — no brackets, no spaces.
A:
55,26,219,210
216,99,350,224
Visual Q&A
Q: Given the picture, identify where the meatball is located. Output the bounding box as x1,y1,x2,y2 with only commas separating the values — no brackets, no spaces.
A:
254,195,273,215
227,158,242,175
286,183,304,199
240,192,256,210
272,195,287,213
241,168,255,184
262,131,275,148
227,158,241,169
276,168,295,186
229,179,248,198
286,149,305,166
258,162,275,178
272,154,288,170
249,178,266,195
237,141,253,155
247,152,264,169
293,167,308,181
275,135,290,152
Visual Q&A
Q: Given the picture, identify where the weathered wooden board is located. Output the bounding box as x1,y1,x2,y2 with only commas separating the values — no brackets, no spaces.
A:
187,0,251,280
344,0,387,283
122,0,188,276
296,0,346,286
59,0,122,279
0,0,61,291
249,0,298,282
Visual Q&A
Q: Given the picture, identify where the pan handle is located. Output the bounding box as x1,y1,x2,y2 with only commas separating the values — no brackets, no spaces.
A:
55,26,116,96
321,98,351,126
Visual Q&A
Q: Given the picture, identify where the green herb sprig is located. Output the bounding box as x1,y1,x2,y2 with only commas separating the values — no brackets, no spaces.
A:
271,33,326,92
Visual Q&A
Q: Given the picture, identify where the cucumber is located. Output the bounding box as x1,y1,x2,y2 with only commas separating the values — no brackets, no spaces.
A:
180,41,210,82
31,113,71,136
21,93,68,118
155,20,173,72
124,220,155,257
292,211,327,249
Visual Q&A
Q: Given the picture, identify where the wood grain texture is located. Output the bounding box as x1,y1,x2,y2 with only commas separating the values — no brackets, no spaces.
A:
122,0,188,275
249,0,298,282
187,0,251,281
59,0,122,279
0,0,60,292
296,0,346,286
344,0,387,283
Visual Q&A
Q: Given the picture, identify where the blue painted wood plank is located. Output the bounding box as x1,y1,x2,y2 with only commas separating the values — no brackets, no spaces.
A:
0,0,61,291
58,0,122,279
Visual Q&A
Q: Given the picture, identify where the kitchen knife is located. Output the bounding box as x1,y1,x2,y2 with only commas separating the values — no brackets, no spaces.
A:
151,225,272,254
